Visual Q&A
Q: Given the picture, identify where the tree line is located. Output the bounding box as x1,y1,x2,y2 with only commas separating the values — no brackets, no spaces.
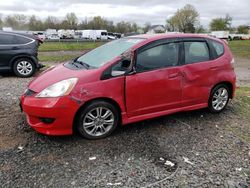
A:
0,4,249,34
0,13,139,34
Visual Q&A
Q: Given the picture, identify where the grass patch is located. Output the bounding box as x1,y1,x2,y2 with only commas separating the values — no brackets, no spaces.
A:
39,41,105,52
228,87,250,143
38,54,78,62
229,40,250,59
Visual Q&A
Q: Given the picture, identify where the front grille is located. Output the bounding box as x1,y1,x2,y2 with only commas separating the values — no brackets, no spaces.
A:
24,89,36,97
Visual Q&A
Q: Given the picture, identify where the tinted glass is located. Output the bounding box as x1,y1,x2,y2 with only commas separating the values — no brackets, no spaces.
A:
15,35,32,44
211,40,224,57
136,42,179,72
0,34,15,45
184,42,210,64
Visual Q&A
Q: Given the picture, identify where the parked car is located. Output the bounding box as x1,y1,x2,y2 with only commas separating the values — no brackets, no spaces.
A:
210,31,230,40
35,32,46,41
47,34,60,40
0,31,43,77
20,34,236,139
107,32,116,40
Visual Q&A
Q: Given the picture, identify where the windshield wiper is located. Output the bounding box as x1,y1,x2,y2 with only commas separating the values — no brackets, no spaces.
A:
74,59,90,69
71,60,80,68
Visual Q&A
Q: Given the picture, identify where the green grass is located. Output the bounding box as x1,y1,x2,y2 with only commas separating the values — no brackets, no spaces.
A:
39,41,105,52
228,87,250,143
229,40,250,58
38,54,78,62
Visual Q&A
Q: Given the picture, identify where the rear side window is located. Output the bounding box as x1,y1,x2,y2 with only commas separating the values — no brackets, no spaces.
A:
136,42,179,72
0,34,16,45
211,40,224,57
15,36,32,44
0,34,32,45
184,41,210,64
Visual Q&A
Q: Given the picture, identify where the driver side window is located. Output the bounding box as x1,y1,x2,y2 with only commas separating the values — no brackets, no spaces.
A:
136,42,179,73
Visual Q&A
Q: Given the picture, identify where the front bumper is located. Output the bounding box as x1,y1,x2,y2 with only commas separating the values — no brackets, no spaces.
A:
20,95,81,136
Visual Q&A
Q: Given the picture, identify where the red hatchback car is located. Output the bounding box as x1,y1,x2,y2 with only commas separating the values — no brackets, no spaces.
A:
20,34,236,139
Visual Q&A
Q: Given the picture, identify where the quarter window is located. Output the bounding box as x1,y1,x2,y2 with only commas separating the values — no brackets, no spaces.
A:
15,36,32,44
136,42,179,72
211,40,224,57
184,41,210,64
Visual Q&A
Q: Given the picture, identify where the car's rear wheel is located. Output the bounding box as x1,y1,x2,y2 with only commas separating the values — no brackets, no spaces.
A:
77,101,119,139
208,84,230,113
13,58,36,78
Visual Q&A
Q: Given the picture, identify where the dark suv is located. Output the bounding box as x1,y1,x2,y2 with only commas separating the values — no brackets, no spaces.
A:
0,31,42,77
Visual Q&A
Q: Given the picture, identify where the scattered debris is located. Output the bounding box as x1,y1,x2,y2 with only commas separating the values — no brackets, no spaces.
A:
89,157,97,161
142,166,180,188
183,157,194,166
17,146,24,153
236,168,242,172
107,182,122,186
164,160,175,167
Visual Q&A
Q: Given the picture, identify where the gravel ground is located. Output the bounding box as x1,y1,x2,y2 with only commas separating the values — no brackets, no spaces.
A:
0,57,249,187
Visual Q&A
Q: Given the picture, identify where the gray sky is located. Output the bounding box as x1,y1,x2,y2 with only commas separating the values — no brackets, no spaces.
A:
0,0,250,27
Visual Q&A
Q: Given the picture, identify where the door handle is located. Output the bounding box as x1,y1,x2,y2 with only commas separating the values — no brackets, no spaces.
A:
168,73,180,79
210,66,219,70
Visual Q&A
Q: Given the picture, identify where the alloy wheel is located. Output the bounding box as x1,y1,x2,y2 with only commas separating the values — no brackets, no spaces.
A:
212,87,229,111
17,61,33,76
82,107,115,137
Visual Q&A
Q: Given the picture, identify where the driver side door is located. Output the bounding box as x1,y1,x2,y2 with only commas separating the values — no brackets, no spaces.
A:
125,40,183,117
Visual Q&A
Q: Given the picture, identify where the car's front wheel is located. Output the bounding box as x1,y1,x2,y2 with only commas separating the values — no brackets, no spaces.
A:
208,84,230,113
76,101,119,139
13,58,36,78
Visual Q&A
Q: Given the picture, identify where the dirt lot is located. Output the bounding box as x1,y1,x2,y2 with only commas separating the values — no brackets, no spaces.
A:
0,56,249,187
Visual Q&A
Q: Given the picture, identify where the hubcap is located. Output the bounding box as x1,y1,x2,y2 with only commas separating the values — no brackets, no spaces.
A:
17,61,33,75
83,107,114,137
212,88,229,111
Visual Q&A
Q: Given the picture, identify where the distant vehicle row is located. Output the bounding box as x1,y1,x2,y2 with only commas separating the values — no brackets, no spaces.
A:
35,29,123,41
210,31,250,40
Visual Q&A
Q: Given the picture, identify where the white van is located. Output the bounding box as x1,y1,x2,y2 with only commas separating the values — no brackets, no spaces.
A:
81,30,97,40
210,31,229,40
96,30,108,40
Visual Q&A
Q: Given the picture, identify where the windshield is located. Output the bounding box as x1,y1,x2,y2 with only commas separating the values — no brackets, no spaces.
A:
77,38,145,68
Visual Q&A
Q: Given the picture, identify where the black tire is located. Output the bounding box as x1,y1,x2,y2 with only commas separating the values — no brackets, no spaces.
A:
13,58,36,78
208,84,230,113
76,101,119,139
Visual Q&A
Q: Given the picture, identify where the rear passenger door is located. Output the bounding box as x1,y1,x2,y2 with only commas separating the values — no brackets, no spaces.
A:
181,38,215,106
0,33,17,67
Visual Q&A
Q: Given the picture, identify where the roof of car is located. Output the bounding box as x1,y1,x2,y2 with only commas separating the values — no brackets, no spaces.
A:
0,31,37,39
129,33,214,40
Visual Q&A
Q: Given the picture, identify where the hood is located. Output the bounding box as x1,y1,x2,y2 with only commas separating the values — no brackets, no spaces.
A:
28,63,97,92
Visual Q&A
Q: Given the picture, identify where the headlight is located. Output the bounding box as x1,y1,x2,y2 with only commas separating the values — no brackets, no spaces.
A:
36,78,78,98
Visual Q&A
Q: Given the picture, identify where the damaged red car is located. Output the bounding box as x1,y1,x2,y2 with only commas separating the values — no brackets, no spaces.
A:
20,34,236,139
